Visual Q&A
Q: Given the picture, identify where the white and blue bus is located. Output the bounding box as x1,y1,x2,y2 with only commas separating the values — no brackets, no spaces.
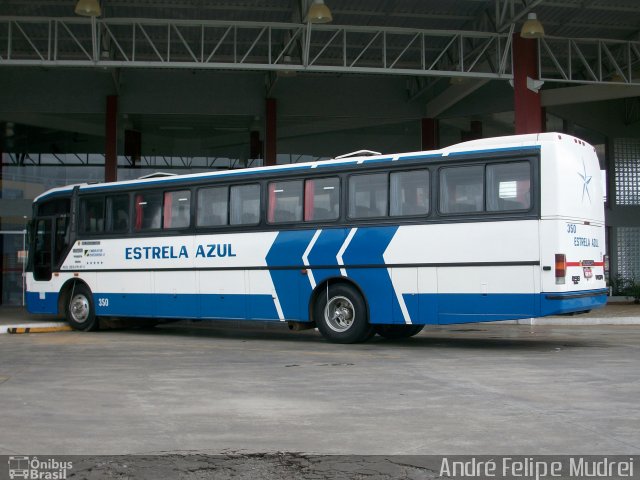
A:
26,133,608,343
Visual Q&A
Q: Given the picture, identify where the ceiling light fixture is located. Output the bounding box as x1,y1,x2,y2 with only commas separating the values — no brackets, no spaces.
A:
520,12,544,39
306,0,333,24
75,0,102,17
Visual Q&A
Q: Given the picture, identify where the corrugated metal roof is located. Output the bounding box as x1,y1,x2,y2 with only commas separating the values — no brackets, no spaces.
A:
1,0,638,41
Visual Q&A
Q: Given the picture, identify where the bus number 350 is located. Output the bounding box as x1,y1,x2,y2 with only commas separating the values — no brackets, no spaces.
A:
98,298,109,307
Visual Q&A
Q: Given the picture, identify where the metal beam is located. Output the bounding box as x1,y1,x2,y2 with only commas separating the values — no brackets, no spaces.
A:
0,16,511,80
3,15,640,88
495,0,545,33
0,113,103,136
539,36,640,86
541,84,640,107
425,79,489,117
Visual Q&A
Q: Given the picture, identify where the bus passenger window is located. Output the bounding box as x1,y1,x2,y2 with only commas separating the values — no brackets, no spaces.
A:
439,166,484,214
134,192,162,230
197,187,229,227
107,194,130,233
349,173,388,218
304,177,340,221
80,197,105,233
230,184,260,225
486,162,531,211
390,170,429,216
163,190,191,229
268,180,303,223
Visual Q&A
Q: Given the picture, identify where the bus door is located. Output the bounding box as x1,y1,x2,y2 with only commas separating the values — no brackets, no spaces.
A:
32,215,70,282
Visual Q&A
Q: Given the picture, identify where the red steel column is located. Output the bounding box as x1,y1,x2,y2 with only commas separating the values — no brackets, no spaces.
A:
421,118,439,150
513,34,543,134
105,95,118,182
265,98,277,166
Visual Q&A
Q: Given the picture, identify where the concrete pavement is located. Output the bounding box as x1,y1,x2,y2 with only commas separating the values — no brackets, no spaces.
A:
0,320,639,456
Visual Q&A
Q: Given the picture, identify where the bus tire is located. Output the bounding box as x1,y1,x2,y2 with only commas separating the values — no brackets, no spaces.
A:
374,324,424,339
65,284,98,332
314,283,374,343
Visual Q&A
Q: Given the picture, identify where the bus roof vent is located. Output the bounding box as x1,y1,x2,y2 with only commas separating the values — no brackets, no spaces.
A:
137,172,178,179
335,149,382,159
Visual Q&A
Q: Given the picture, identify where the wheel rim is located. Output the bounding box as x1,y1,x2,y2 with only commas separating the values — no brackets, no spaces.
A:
324,295,355,332
69,294,90,324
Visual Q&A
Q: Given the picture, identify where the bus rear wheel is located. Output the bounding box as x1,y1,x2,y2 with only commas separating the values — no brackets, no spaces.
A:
314,283,374,343
65,284,99,331
374,324,424,339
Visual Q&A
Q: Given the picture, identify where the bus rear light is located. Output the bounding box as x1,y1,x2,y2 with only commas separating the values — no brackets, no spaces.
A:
555,254,566,284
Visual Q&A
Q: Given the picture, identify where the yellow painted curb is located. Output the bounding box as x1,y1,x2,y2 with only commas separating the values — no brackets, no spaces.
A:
1,324,72,334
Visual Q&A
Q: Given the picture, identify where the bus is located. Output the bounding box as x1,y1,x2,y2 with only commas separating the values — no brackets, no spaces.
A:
25,132,608,343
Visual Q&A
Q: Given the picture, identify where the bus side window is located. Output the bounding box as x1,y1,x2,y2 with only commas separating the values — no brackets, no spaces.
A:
80,197,105,233
390,169,429,216
304,177,340,221
348,173,388,218
197,187,229,227
439,166,484,214
134,192,162,230
163,190,191,229
268,180,303,223
486,162,531,211
106,194,130,233
230,184,260,225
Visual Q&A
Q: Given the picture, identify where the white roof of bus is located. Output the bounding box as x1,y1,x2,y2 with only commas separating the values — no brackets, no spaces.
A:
34,132,581,203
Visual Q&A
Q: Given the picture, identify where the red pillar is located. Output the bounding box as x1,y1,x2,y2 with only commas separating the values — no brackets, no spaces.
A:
265,98,277,166
421,118,439,150
105,95,118,182
513,34,543,134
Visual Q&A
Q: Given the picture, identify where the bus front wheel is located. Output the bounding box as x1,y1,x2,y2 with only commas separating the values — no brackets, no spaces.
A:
65,284,99,331
374,324,424,339
314,284,374,343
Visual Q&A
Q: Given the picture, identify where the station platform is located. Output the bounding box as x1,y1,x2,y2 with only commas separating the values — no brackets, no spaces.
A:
0,301,638,334
0,307,69,334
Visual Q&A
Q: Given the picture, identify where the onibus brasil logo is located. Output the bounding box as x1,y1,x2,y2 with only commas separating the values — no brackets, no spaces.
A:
7,456,73,480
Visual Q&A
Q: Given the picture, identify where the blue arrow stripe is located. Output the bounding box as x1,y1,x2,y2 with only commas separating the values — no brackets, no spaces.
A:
342,226,402,324
266,230,317,320
307,228,347,285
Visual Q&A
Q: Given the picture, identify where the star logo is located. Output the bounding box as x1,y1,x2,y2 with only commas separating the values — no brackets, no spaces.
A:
578,161,592,203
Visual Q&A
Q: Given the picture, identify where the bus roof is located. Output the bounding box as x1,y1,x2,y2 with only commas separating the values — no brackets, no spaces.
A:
33,132,581,203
